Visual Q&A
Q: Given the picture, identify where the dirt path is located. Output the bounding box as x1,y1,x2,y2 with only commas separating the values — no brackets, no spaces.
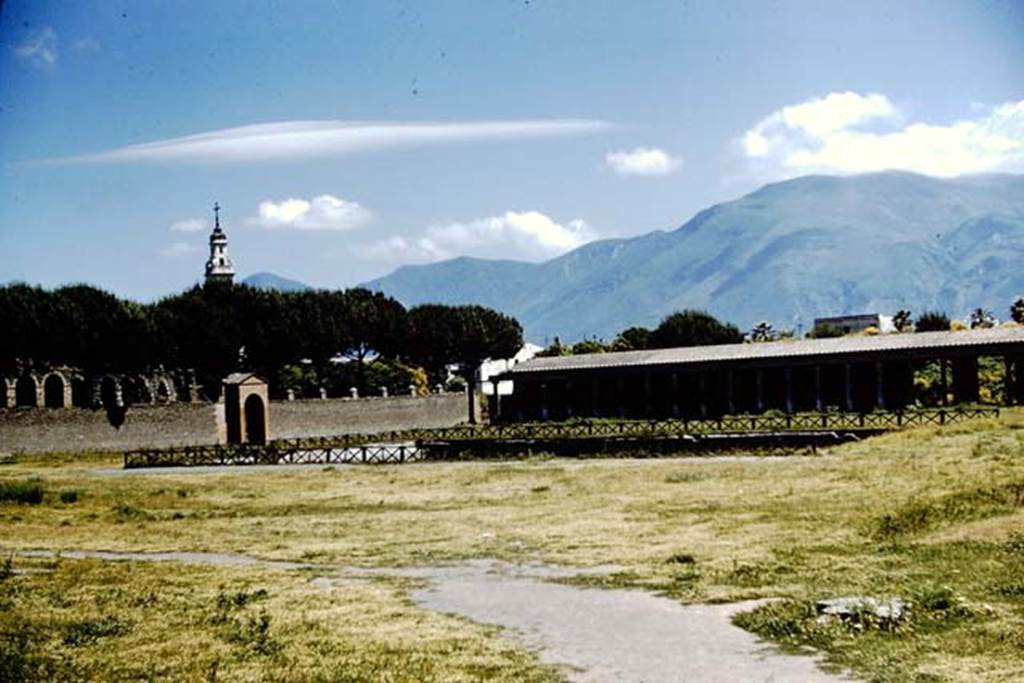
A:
12,550,847,682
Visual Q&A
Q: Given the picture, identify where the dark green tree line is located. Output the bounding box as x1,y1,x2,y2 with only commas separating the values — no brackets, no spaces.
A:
0,282,522,402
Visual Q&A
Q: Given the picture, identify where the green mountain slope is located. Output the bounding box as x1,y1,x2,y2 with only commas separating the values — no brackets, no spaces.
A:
363,172,1024,341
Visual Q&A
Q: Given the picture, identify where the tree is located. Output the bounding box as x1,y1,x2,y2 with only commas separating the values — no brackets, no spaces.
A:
337,289,406,392
571,338,608,355
749,321,776,343
915,311,950,333
1010,297,1024,325
612,326,652,351
649,310,743,349
970,308,995,329
893,309,913,333
536,336,571,358
807,322,843,339
406,304,523,423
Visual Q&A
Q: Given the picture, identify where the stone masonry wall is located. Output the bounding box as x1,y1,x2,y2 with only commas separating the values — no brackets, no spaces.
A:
271,393,471,439
0,404,219,454
0,393,470,454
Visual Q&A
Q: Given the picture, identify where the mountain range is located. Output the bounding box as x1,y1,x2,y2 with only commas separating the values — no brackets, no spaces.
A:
359,172,1024,342
242,272,312,293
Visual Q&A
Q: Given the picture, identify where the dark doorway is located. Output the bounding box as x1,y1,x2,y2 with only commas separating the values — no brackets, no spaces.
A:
43,374,65,408
244,394,266,445
100,376,120,409
15,376,37,407
72,377,90,407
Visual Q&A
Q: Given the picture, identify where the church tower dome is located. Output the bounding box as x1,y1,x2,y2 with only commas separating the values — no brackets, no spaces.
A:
204,202,235,284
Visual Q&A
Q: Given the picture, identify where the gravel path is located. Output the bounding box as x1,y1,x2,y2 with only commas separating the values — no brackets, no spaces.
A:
12,550,847,682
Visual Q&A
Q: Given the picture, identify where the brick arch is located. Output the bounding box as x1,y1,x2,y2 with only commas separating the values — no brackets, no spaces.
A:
2,377,15,410
42,371,70,408
15,374,39,407
97,375,123,410
153,375,176,403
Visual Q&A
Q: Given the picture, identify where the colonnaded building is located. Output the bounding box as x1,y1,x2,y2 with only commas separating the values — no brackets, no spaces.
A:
490,327,1024,422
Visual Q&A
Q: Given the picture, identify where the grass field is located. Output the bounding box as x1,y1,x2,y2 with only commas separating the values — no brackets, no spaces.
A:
2,411,1024,681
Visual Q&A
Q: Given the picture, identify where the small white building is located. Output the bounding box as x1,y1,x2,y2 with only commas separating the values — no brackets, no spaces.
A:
479,343,543,396
813,313,895,335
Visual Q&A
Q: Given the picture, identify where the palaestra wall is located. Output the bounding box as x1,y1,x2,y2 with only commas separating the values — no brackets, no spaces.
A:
0,394,470,454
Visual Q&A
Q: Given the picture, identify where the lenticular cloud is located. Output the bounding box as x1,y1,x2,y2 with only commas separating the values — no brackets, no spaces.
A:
57,119,612,164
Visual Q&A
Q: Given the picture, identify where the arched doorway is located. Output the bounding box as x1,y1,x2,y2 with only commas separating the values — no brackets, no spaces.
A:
15,375,38,407
43,374,66,408
244,394,266,445
155,378,172,403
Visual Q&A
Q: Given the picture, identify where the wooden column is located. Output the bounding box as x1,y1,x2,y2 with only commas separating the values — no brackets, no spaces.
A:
670,372,680,418
784,367,794,414
539,382,548,421
643,372,653,416
699,372,708,418
844,364,854,411
616,376,625,418
491,379,501,422
875,361,885,410
755,369,765,413
814,365,823,412
1005,356,1015,406
726,369,735,415
565,379,574,418
939,358,949,406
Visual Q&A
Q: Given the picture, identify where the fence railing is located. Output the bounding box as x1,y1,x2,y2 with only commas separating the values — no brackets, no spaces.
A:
122,407,999,469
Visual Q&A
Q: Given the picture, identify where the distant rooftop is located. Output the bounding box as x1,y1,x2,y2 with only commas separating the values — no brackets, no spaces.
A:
503,327,1024,375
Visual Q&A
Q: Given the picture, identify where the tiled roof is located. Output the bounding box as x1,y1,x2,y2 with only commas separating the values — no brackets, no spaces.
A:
223,372,264,384
505,326,1024,375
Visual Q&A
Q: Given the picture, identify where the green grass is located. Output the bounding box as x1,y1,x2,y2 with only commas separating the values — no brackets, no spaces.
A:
2,410,1024,680
0,480,43,505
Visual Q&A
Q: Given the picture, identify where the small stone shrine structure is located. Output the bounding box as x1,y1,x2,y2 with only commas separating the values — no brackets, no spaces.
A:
219,372,270,445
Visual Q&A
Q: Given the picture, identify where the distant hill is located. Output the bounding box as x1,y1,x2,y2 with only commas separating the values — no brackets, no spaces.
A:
242,272,312,292
363,172,1024,342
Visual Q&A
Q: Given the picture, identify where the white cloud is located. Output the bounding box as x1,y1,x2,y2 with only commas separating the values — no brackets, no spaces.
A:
249,194,372,231
605,147,681,176
160,241,201,257
14,27,57,69
368,210,595,264
169,218,208,233
55,119,613,164
740,92,1024,178
71,37,101,53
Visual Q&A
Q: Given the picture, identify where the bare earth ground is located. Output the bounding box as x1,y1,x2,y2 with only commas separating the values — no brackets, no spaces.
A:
2,410,1024,681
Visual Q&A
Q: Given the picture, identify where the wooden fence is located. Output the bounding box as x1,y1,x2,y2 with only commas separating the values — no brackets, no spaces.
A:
123,407,999,469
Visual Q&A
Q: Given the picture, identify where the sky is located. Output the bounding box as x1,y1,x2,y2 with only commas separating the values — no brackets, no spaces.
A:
1,0,1023,300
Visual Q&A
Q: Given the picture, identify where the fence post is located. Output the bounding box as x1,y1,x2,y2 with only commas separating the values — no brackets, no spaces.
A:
939,409,946,425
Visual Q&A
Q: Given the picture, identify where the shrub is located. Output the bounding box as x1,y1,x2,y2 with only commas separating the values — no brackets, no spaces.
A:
950,320,968,331
58,490,79,504
62,617,131,647
916,311,951,332
0,480,43,505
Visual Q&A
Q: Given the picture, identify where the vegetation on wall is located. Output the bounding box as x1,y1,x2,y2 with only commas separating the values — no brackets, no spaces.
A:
0,282,520,399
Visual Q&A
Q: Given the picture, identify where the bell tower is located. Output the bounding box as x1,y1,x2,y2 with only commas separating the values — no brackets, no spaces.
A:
204,202,235,284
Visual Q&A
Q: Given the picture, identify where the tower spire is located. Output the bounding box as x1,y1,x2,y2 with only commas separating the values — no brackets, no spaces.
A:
204,202,235,284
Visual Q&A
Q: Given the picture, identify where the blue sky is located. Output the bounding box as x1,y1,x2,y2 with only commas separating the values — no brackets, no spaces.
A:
1,0,1023,300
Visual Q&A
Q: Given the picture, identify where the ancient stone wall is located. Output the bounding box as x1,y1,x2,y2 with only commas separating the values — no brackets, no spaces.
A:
0,393,470,454
270,393,471,440
0,403,219,454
